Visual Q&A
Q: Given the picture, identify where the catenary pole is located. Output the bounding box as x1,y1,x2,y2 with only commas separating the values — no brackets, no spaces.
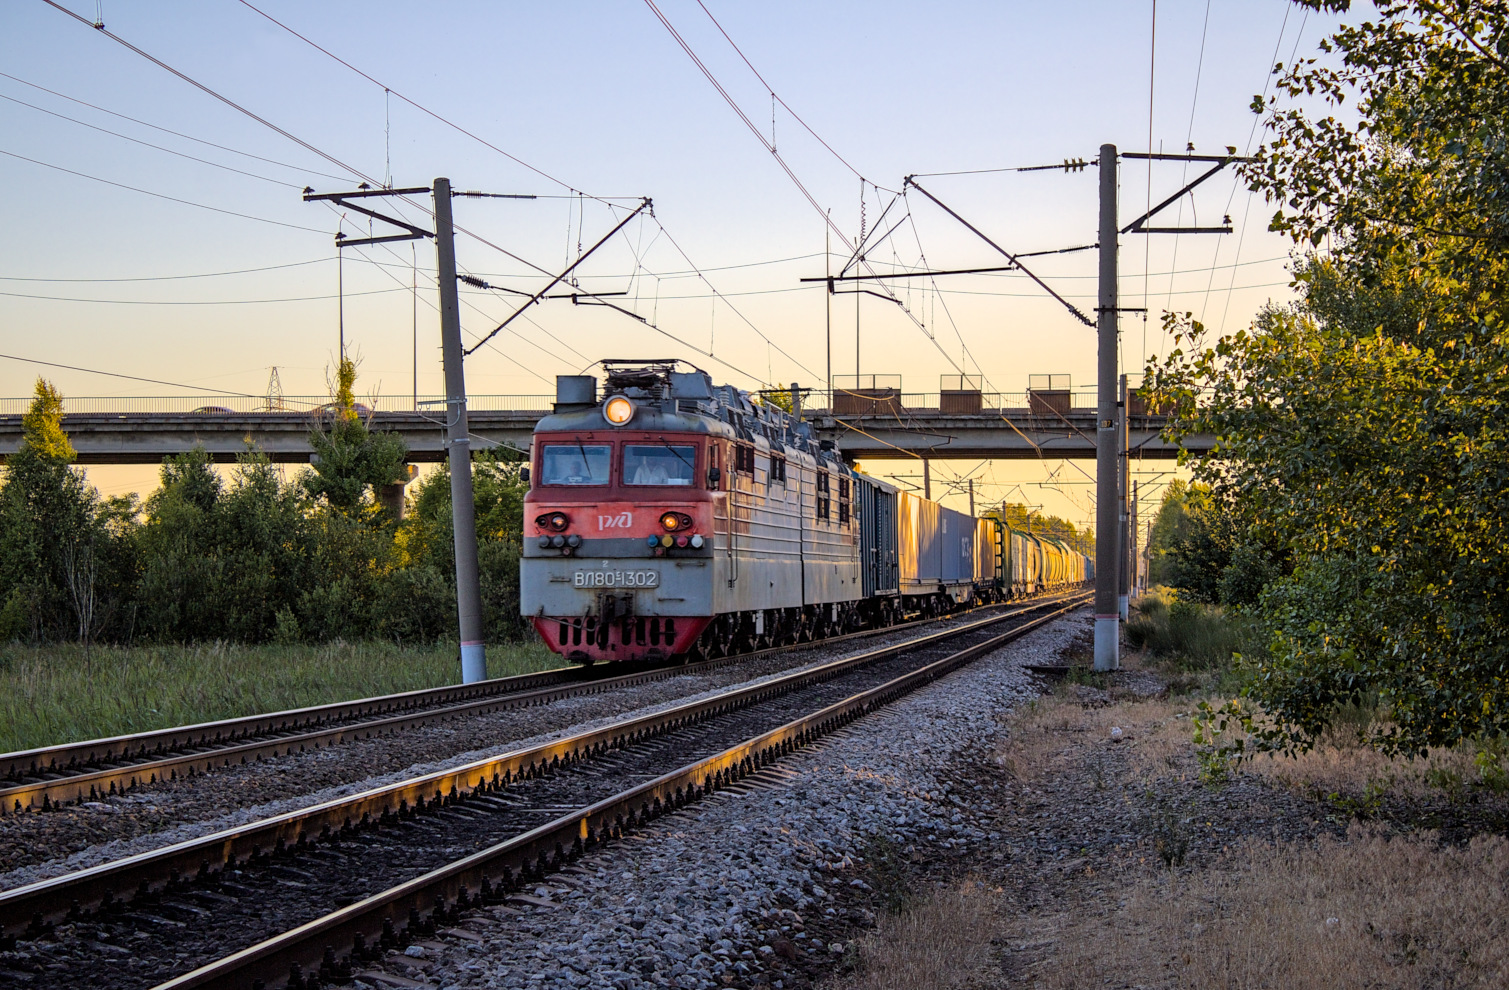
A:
1094,144,1120,671
433,177,487,684
1119,373,1131,621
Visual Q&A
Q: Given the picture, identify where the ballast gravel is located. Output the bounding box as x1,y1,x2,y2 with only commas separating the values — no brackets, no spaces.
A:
354,611,1087,990
0,604,1052,892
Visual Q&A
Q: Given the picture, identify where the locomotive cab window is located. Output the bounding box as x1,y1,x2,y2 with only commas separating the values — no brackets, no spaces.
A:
623,444,698,486
540,443,611,486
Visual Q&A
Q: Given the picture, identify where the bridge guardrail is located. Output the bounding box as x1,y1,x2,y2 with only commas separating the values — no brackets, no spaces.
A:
0,391,1137,417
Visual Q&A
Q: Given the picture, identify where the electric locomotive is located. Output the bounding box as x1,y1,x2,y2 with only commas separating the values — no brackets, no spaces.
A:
520,361,1093,665
521,361,873,663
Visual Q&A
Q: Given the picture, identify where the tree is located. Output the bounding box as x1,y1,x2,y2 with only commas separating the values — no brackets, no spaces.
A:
392,449,531,641
0,378,133,643
135,446,310,642
303,358,408,517
1149,0,1509,755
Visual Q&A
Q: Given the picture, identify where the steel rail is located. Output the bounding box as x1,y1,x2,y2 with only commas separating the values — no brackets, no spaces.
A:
153,597,1086,990
1,592,1081,815
0,594,1085,941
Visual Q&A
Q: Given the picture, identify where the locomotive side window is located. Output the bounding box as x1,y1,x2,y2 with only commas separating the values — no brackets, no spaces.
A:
770,454,787,484
733,444,755,474
816,471,831,521
623,444,698,486
838,476,851,525
540,444,611,486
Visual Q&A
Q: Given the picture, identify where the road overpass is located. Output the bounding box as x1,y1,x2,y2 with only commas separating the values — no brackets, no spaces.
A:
0,392,1211,465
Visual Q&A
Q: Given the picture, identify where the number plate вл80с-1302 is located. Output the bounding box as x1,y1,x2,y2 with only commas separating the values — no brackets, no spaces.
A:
573,568,660,589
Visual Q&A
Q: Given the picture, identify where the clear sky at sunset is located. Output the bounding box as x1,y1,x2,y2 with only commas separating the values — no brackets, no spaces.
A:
0,1,1341,526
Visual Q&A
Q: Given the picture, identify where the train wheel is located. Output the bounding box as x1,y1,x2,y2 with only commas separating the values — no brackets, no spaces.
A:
714,615,740,657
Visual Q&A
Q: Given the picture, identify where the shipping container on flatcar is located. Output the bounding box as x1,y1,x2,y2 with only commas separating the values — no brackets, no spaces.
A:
897,490,978,614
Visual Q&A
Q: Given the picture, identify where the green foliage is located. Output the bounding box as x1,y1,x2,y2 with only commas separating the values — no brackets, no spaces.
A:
1147,1,1509,758
21,378,75,463
303,357,408,517
1473,735,1509,793
136,447,310,642
1126,590,1256,671
1326,777,1390,819
0,379,535,649
0,448,134,645
1146,480,1284,606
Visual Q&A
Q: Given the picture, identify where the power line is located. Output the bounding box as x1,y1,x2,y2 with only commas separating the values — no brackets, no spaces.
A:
0,258,331,283
1199,5,1295,322
0,147,327,233
0,351,264,397
649,217,825,385
39,3,578,295
0,286,407,305
343,241,556,386
235,0,589,197
41,0,367,183
0,69,353,182
642,0,970,376
691,0,881,188
0,91,305,188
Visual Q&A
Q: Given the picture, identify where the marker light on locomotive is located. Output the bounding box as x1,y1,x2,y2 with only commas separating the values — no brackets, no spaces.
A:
659,511,693,532
603,395,635,426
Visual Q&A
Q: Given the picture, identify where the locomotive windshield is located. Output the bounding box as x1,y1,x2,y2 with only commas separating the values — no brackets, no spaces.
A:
540,443,611,485
623,444,697,486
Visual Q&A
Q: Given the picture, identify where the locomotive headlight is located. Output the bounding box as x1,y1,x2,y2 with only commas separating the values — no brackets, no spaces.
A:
603,395,635,426
535,511,570,532
690,534,705,549
660,511,681,532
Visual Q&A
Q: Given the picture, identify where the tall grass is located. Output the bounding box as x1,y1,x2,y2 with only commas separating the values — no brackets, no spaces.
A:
0,640,563,753
1125,588,1256,670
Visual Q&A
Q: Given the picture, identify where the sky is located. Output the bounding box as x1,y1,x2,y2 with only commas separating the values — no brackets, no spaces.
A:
0,0,1346,527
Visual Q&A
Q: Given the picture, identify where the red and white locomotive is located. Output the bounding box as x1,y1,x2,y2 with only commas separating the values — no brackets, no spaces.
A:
520,361,1090,664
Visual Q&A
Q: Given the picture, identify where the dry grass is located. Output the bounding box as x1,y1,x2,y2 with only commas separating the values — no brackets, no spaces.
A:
1246,733,1499,806
831,690,1509,989
1040,825,1509,989
829,880,1000,990
835,829,1509,989
995,694,1194,784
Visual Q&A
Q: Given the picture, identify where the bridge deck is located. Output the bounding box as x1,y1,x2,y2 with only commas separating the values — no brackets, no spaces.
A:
0,406,1205,464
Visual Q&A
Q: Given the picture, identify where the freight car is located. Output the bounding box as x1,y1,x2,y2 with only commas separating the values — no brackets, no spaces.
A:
520,362,1090,664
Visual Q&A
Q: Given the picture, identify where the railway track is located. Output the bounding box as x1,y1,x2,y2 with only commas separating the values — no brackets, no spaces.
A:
0,593,1087,990
0,593,1080,816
